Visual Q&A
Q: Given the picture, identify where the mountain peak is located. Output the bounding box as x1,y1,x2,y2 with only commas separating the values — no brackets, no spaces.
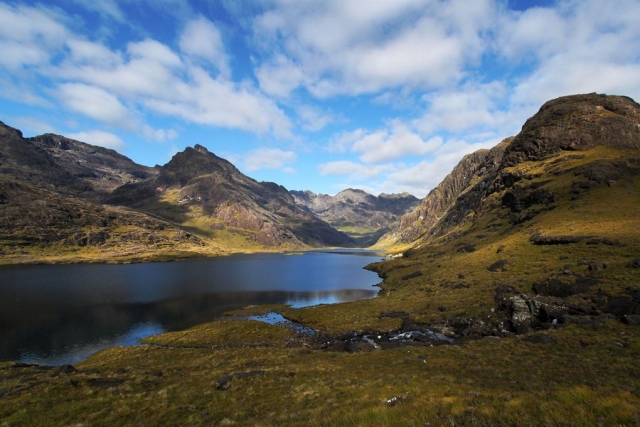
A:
502,93,640,167
194,144,209,154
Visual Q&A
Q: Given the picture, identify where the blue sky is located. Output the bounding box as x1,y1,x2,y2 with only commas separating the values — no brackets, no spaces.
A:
1,0,639,197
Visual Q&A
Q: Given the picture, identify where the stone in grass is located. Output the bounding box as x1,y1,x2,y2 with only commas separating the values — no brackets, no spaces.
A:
622,314,640,326
487,259,508,272
626,259,640,269
385,392,411,407
53,364,76,376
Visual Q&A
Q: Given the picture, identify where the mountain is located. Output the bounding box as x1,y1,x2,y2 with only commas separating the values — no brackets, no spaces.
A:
370,93,640,337
291,188,419,246
107,144,355,248
379,93,640,249
0,122,207,263
28,133,157,198
0,123,352,263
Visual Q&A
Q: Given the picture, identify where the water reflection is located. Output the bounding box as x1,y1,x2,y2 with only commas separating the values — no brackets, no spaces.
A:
0,251,382,365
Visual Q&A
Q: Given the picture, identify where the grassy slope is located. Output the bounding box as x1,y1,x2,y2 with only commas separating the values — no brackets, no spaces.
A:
1,147,640,425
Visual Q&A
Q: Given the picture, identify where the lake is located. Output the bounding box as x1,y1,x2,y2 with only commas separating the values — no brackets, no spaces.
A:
0,250,384,366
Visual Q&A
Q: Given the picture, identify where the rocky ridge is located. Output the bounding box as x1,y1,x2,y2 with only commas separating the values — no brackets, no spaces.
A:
292,188,419,245
107,144,355,248
369,92,640,341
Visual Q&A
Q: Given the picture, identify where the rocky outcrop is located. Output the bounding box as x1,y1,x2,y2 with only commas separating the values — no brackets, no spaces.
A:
28,133,157,197
501,93,640,167
380,93,640,248
379,137,511,245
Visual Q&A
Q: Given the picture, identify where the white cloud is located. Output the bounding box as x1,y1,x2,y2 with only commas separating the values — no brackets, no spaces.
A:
143,126,178,142
252,0,494,98
179,17,230,77
256,54,306,98
297,105,337,132
243,148,296,172
0,3,68,69
329,121,443,164
498,0,640,106
56,83,134,129
68,0,125,22
9,117,54,135
0,3,295,142
318,161,396,180
64,130,125,150
380,138,498,197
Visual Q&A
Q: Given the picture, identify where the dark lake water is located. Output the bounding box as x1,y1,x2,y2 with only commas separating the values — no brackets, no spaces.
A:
0,250,383,366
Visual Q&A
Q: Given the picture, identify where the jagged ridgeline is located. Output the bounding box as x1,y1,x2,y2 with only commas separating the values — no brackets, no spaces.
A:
291,188,419,246
377,93,640,249
0,124,374,263
106,144,355,248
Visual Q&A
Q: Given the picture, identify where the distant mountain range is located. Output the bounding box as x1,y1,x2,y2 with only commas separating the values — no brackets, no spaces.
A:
291,189,419,246
0,123,416,263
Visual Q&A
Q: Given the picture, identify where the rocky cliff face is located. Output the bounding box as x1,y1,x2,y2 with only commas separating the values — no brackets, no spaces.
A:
369,92,640,340
380,93,640,248
291,188,419,246
378,138,511,246
108,145,354,248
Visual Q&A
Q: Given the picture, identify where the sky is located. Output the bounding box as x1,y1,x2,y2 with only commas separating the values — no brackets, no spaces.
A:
1,0,640,198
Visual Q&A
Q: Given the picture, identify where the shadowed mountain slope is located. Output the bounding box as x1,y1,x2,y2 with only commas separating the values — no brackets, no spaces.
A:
107,145,355,248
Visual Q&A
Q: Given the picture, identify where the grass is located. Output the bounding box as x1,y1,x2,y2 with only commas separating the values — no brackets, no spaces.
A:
2,146,640,425
1,321,639,426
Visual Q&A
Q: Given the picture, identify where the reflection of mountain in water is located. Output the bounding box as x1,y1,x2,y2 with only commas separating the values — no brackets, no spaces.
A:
0,288,377,365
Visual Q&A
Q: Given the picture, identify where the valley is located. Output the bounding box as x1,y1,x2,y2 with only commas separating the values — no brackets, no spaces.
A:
1,93,640,425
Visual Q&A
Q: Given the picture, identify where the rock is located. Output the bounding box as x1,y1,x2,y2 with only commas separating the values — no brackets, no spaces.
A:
626,259,640,268
588,262,609,271
487,259,508,272
622,314,640,325
215,375,234,390
529,233,587,245
385,392,411,407
215,371,265,390
533,277,597,298
604,297,638,318
401,271,423,280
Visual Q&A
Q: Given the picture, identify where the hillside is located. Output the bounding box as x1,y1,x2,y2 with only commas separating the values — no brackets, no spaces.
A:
107,144,355,249
292,188,419,245
0,123,353,263
2,94,640,425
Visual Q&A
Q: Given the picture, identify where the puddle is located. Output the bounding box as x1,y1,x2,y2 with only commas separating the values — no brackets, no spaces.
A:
249,312,316,336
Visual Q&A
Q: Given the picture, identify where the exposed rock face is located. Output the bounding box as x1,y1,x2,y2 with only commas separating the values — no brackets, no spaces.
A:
0,122,86,194
291,188,419,245
28,133,157,197
108,145,355,248
380,137,511,245
0,123,156,200
381,93,640,248
501,93,640,167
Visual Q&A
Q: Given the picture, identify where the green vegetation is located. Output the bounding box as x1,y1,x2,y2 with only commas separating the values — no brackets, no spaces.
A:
2,111,640,425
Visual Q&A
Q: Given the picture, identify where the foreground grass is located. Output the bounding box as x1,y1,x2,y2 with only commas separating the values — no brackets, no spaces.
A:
2,147,640,425
1,319,638,426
